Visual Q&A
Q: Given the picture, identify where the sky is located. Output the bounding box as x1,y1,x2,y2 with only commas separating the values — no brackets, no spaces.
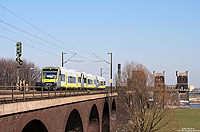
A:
0,0,200,87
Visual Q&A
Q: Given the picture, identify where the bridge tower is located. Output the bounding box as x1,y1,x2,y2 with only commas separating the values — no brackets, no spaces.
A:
153,71,166,90
176,71,189,107
153,71,166,107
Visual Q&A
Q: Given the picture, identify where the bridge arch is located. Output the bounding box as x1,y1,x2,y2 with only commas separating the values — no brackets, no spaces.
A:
88,104,100,132
111,99,117,131
21,119,48,132
65,109,83,132
111,99,116,121
112,99,116,112
102,101,110,132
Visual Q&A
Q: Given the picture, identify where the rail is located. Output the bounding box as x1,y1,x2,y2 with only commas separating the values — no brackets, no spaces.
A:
0,86,115,104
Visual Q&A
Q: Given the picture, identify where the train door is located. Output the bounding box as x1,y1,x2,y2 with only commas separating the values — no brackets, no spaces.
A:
81,73,84,88
95,76,98,88
76,75,78,88
61,73,66,87
57,70,61,87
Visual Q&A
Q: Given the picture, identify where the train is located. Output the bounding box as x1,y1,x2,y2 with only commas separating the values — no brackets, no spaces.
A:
36,66,106,90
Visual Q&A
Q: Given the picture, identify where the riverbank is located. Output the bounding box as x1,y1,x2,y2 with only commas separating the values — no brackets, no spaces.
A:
159,109,200,132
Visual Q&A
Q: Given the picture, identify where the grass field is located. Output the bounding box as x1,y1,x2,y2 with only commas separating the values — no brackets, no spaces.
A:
159,109,200,132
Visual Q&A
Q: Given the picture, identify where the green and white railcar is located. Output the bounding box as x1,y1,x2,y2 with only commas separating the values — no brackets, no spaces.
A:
40,66,106,90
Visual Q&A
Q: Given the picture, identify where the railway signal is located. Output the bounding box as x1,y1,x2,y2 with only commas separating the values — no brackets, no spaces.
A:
16,42,22,57
19,59,23,65
16,57,23,65
16,42,23,90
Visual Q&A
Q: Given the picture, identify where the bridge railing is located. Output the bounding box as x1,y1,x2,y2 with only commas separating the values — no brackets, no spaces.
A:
0,86,115,104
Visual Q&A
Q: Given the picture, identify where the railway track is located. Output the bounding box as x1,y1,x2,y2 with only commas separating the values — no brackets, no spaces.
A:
0,86,114,104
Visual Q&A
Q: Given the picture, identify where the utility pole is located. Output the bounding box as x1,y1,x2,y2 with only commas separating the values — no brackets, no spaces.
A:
110,52,112,93
108,52,112,131
100,68,103,77
93,53,112,92
30,68,34,86
107,52,112,93
117,64,121,86
16,42,23,90
62,52,77,67
17,61,19,90
62,52,64,67
118,64,121,79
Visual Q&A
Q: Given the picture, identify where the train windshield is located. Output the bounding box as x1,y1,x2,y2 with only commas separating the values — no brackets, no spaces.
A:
43,69,58,79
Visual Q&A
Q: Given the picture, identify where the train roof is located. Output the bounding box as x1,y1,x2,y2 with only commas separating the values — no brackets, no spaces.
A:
42,66,60,69
98,76,105,81
87,74,95,79
60,67,81,75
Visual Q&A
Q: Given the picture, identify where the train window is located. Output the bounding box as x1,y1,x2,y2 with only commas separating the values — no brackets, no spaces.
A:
84,78,87,83
43,69,58,79
100,81,103,86
94,79,96,84
73,77,76,83
88,79,93,85
61,74,65,82
68,76,72,83
104,81,106,85
68,76,76,83
78,77,81,83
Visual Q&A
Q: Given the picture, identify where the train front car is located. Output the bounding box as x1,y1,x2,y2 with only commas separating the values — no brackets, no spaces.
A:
98,76,106,89
41,67,61,90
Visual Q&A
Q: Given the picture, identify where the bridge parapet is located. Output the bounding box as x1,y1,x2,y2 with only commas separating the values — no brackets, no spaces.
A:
0,86,115,104
0,92,117,117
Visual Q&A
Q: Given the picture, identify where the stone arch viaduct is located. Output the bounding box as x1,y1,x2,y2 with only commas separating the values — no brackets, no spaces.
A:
0,93,117,132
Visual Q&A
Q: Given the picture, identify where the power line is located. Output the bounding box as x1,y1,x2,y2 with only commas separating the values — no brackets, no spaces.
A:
0,19,107,67
76,53,107,68
0,4,110,66
0,26,61,52
92,53,110,64
67,60,83,63
0,20,75,54
0,30,105,71
0,35,17,43
0,35,104,73
0,35,61,58
65,53,76,63
0,4,90,54
0,5,110,74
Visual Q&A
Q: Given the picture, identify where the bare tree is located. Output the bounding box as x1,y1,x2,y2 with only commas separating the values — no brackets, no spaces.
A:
0,58,40,86
114,61,174,132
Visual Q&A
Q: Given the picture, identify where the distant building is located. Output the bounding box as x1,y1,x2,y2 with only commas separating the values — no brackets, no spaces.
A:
190,85,195,92
176,71,189,107
153,71,165,90
176,71,188,90
153,71,166,107
153,71,189,108
166,85,176,90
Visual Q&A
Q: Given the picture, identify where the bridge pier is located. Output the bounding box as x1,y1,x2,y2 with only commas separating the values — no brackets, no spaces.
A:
88,105,100,132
